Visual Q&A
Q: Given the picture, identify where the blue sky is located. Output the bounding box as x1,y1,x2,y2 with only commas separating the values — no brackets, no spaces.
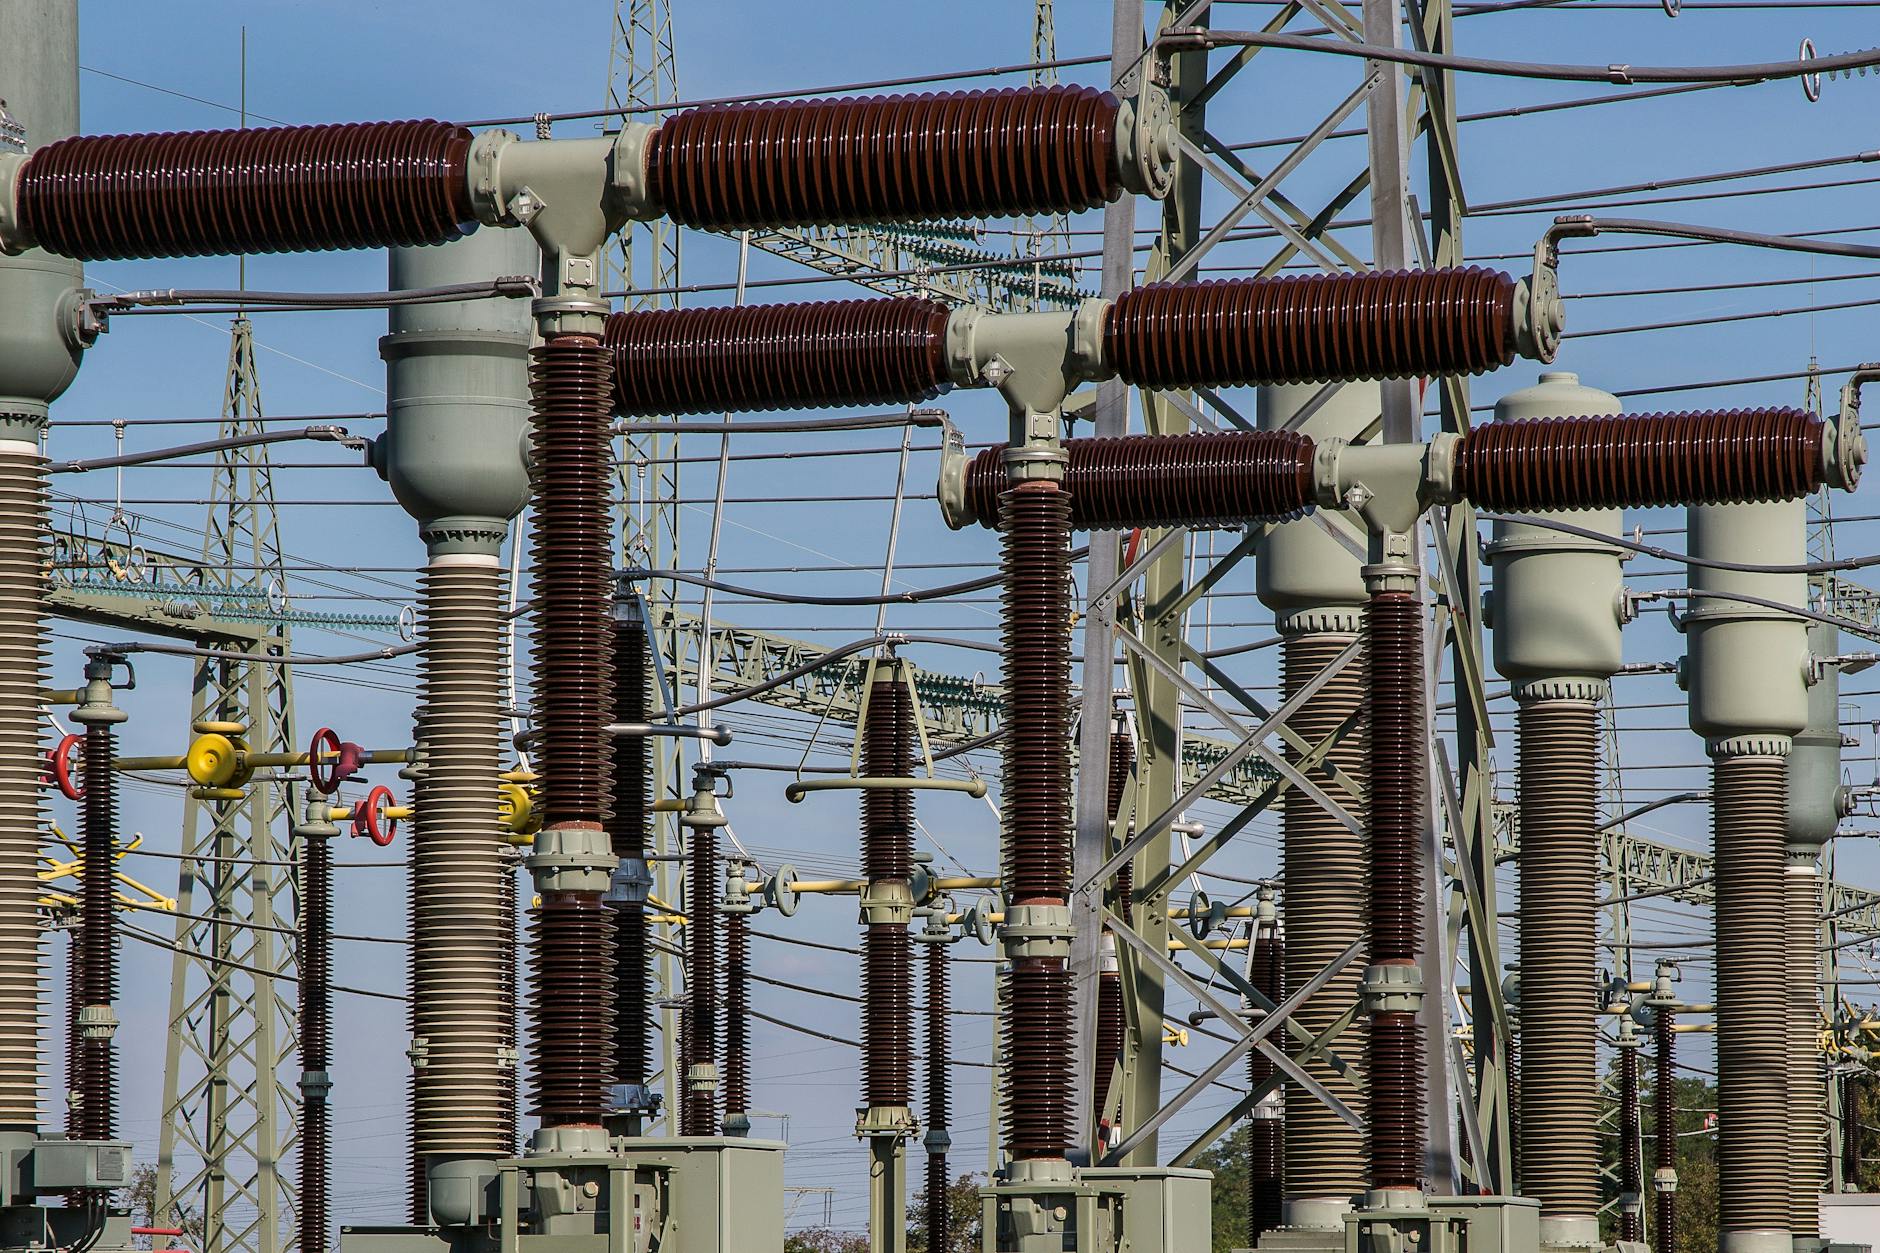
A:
36,0,1880,1239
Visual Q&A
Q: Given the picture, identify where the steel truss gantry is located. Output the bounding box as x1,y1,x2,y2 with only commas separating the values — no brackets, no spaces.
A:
153,316,302,1253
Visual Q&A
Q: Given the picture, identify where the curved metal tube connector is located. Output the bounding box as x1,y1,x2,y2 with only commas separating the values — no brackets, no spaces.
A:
783,775,988,804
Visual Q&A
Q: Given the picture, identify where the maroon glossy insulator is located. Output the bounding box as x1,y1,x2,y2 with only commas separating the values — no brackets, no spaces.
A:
1248,929,1284,1243
530,336,615,828
862,674,914,1112
925,939,951,1253
611,619,652,1093
1367,1014,1427,1191
1000,483,1074,903
1104,268,1518,389
1094,724,1135,1124
723,912,750,1127
647,85,1122,229
15,120,475,261
604,299,952,417
528,891,615,1127
1004,960,1074,1160
75,723,117,1143
1106,723,1133,828
407,839,425,1223
1618,1043,1642,1244
1654,1004,1677,1253
1453,407,1824,512
685,820,720,1137
1365,590,1427,1192
299,831,333,1253
64,934,79,1141
961,431,1318,531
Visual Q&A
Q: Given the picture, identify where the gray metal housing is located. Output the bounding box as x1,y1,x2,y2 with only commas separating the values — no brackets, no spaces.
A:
1253,382,1377,632
1789,620,1846,851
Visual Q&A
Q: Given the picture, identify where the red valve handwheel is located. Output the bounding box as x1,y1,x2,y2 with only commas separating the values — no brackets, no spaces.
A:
351,784,398,847
50,734,84,801
307,727,342,795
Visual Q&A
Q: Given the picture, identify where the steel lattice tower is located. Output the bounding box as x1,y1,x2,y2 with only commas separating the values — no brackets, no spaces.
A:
154,315,302,1253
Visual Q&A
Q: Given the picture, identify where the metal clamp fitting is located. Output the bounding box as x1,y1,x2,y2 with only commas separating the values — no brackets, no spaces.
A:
859,878,915,927
686,1061,720,1094
603,856,654,907
856,1105,918,1140
1359,963,1426,1015
525,824,617,894
1000,903,1072,960
77,1005,117,1042
299,1069,334,1103
1118,84,1176,199
0,152,29,255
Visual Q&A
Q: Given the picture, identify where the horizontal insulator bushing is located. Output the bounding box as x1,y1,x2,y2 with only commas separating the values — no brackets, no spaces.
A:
1454,408,1824,511
646,86,1123,228
1103,268,1519,388
960,431,1318,530
15,120,476,260
605,299,953,416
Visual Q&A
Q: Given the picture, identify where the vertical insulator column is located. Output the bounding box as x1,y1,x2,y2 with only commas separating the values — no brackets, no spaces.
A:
1513,696,1601,1228
1247,926,1284,1244
1279,631,1369,1216
1617,1032,1642,1245
924,938,951,1251
684,818,719,1137
0,441,47,1135
526,333,618,1130
1713,755,1790,1240
861,671,914,1115
1363,590,1426,1193
73,720,118,1141
722,907,749,1133
1653,1001,1677,1253
610,615,653,1107
998,481,1075,1163
298,820,335,1253
410,559,514,1168
1788,857,1826,1239
1094,720,1134,1136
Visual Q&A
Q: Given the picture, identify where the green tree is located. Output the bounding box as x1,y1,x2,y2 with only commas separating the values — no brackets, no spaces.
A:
125,1164,206,1251
1194,1125,1251,1253
784,1229,867,1253
908,1172,984,1253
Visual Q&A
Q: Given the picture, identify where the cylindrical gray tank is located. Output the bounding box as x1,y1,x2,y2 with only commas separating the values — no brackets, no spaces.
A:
1682,499,1810,755
1254,381,1376,634
377,229,538,557
0,0,86,428
1484,373,1627,700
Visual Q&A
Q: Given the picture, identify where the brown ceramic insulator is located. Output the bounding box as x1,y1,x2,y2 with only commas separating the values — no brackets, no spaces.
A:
924,941,951,1253
685,820,719,1138
1367,1014,1426,1192
1365,590,1426,1192
1654,1004,1677,1253
1003,959,1073,1160
611,619,652,1091
1115,861,1134,926
1106,723,1133,827
299,832,333,1253
647,86,1122,229
723,912,749,1126
1365,594,1423,966
73,722,117,1141
1280,632,1369,1205
1515,698,1601,1224
1248,929,1284,1243
1843,1074,1862,1191
15,120,475,261
961,431,1319,532
862,672,914,1112
605,299,952,417
529,336,615,828
999,483,1073,903
501,865,519,1155
1093,970,1124,1127
1453,407,1824,512
1711,755,1789,1236
1618,1042,1642,1245
1789,865,1826,1237
527,891,615,1127
1104,268,1518,390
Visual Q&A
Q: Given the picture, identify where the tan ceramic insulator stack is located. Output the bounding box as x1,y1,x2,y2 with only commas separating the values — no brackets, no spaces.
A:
1514,697,1601,1225
0,445,46,1132
1279,630,1367,1208
409,559,513,1163
1788,859,1825,1238
1712,755,1790,1236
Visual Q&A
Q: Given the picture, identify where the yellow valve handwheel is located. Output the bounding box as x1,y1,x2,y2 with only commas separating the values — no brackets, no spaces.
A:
498,781,540,842
186,732,250,789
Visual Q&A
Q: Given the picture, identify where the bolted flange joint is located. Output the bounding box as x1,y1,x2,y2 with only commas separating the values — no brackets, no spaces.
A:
1117,83,1177,199
1652,1167,1678,1194
299,1069,333,1104
526,823,617,894
923,1127,952,1155
77,1004,117,1041
1359,963,1426,1016
859,878,914,927
1000,903,1072,960
603,856,653,907
686,1061,720,1096
856,1104,918,1141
